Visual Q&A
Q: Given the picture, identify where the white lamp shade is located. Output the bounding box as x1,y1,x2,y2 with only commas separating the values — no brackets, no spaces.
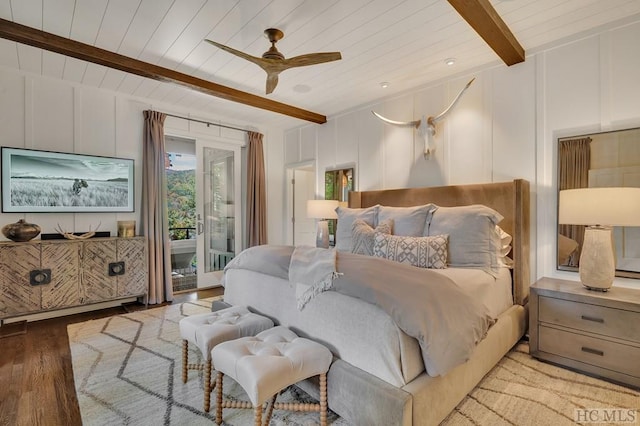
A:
559,187,640,226
307,200,339,219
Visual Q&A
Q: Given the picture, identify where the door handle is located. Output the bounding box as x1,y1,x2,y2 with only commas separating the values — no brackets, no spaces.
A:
197,221,204,235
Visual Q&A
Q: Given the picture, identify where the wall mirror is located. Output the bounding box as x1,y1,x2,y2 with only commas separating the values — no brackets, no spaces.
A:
325,167,354,202
325,167,354,245
557,127,640,279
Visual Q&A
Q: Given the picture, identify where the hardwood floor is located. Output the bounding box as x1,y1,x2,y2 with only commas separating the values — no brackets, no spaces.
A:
0,287,223,426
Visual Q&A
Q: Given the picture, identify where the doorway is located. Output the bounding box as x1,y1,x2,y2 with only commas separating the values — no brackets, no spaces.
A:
286,163,316,246
195,141,241,288
165,136,197,292
165,135,241,292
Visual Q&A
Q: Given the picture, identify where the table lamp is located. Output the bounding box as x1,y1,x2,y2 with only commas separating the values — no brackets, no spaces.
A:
559,187,640,291
307,200,339,248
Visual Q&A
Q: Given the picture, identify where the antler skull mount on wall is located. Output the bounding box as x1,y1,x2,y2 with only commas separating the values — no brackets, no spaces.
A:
372,78,475,159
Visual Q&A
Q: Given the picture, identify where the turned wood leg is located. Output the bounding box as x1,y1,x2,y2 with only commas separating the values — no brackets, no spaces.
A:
215,371,223,425
181,340,188,384
264,394,277,425
254,404,263,426
204,358,212,412
320,373,328,426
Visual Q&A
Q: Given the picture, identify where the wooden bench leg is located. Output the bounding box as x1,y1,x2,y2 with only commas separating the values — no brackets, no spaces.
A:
181,340,188,384
320,372,328,426
204,358,212,412
215,371,223,425
264,394,277,425
254,404,263,426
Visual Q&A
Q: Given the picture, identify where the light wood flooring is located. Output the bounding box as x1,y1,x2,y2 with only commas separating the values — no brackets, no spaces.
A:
0,287,223,426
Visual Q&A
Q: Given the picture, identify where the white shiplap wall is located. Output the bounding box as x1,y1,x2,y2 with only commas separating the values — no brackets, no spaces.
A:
284,19,640,288
0,68,284,247
0,71,143,238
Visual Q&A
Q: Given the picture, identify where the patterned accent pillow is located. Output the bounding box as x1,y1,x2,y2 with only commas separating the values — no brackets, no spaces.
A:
351,219,393,256
373,233,448,269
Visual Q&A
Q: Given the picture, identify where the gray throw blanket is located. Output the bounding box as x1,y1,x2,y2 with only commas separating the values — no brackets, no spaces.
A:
289,246,341,310
224,245,496,377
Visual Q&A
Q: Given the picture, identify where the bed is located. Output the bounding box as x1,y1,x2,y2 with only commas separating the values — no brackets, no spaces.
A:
222,179,530,425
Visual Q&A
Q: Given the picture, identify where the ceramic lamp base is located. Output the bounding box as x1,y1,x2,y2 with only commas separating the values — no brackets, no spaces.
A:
578,226,615,291
316,220,329,249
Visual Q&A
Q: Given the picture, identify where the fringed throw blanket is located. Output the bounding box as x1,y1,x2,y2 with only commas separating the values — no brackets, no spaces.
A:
289,246,341,310
224,245,495,376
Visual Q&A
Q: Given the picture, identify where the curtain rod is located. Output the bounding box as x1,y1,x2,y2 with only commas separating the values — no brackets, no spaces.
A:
162,112,251,134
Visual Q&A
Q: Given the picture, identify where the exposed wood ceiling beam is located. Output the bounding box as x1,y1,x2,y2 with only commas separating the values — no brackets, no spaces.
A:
0,18,326,124
447,0,525,66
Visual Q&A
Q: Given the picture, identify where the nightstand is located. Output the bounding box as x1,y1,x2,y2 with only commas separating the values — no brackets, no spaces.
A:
530,277,640,388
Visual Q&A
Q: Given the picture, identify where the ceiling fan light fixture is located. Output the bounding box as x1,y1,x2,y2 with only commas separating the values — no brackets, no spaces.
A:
205,28,341,95
445,57,456,66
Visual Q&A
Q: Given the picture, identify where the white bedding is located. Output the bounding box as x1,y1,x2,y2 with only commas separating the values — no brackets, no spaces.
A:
223,263,513,387
431,267,513,319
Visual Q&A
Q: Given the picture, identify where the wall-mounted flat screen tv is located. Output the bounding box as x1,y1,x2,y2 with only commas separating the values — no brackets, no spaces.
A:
1,147,134,213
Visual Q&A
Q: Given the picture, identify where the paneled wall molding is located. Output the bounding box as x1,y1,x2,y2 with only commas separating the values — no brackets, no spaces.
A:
24,74,33,148
599,31,613,127
284,19,640,288
73,86,80,153
0,65,270,241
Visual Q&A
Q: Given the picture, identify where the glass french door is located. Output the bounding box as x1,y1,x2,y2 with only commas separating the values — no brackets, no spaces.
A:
195,140,241,288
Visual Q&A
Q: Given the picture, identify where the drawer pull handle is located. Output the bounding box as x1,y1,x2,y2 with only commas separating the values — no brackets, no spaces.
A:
581,315,604,323
581,346,604,356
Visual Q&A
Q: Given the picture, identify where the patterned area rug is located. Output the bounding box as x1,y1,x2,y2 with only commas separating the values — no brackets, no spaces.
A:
68,298,346,426
68,300,640,426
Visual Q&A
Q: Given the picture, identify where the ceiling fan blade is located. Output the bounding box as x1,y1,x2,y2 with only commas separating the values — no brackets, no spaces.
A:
282,52,342,69
266,73,279,95
205,39,269,70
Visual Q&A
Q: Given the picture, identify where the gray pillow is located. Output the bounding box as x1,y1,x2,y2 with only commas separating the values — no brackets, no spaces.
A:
378,204,437,236
373,233,448,269
427,204,503,275
335,205,378,252
351,218,393,256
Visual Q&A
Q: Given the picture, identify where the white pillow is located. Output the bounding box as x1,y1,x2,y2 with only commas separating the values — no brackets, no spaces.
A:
427,204,504,276
373,233,448,269
377,204,437,236
351,219,393,256
496,226,513,268
335,205,378,252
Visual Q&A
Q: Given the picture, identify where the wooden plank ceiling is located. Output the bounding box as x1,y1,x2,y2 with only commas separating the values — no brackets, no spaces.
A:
0,0,639,128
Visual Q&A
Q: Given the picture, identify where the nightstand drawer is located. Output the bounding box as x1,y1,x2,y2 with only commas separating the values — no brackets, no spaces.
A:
539,326,640,378
539,296,640,343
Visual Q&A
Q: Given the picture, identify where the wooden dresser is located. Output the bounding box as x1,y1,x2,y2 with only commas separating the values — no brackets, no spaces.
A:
530,277,640,388
0,237,147,321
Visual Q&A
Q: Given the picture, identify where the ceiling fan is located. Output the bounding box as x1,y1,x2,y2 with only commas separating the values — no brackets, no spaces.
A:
205,28,342,95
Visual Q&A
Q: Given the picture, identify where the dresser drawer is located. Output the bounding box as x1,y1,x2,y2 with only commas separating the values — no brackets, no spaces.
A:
539,326,640,378
539,296,640,343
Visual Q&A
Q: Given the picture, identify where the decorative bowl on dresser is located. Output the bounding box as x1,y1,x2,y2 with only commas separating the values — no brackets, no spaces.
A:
530,277,640,388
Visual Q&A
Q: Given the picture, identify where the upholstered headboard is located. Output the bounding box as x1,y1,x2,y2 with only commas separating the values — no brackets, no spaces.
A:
349,179,531,306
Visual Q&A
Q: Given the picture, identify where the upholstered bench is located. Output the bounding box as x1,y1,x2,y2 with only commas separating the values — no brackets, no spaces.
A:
212,326,333,426
178,306,274,411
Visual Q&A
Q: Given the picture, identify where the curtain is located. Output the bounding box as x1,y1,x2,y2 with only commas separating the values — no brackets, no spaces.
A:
558,137,591,266
142,110,173,304
247,131,267,247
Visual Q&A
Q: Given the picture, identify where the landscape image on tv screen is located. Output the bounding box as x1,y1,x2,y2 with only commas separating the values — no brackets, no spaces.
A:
1,147,134,213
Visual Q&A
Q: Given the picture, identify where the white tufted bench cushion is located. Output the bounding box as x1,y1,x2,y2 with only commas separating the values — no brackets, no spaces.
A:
179,305,274,359
178,305,274,412
212,325,333,407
